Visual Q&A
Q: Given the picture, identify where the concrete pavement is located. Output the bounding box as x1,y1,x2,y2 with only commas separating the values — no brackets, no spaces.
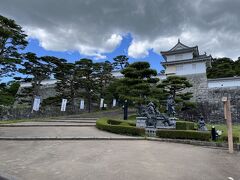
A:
0,140,239,180
0,114,239,180
0,126,131,138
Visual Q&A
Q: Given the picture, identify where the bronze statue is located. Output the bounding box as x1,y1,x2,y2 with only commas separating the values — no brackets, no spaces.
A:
167,95,175,117
139,102,175,128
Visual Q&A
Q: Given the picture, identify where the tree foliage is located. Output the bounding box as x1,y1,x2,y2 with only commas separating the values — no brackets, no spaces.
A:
93,61,113,98
113,55,129,70
75,59,98,112
157,76,192,99
157,75,193,112
207,57,240,78
0,15,28,77
19,53,63,103
54,62,77,107
0,81,20,105
115,61,158,105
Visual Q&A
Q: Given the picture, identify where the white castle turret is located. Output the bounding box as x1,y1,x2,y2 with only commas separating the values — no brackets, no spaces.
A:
160,39,212,101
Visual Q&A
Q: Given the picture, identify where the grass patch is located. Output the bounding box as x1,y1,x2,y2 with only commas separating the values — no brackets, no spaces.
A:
207,124,240,143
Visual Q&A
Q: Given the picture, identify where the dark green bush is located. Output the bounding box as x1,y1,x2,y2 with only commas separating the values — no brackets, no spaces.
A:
156,130,211,141
107,119,136,126
107,119,121,125
220,135,239,143
176,121,195,130
96,118,144,136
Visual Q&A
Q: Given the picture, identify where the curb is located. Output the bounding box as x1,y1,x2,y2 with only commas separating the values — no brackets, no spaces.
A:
146,137,240,151
0,134,238,151
0,137,145,141
51,118,98,120
35,120,96,123
0,124,95,127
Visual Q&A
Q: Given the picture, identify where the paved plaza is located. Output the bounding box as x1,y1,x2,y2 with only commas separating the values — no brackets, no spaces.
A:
0,140,239,180
0,116,239,180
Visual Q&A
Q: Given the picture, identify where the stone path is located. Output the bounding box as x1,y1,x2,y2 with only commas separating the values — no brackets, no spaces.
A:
0,117,134,139
0,140,239,180
0,115,239,180
0,126,135,138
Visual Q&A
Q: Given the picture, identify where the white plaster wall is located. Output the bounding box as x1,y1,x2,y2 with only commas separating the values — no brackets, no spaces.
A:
208,78,240,88
165,65,176,74
20,79,58,87
175,62,206,75
112,71,123,78
166,52,193,62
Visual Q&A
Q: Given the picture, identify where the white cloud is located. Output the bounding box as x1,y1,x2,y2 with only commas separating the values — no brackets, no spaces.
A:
1,0,240,60
105,34,123,50
128,40,150,58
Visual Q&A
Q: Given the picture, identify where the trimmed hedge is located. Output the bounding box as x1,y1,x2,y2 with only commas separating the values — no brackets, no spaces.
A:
221,135,239,143
176,121,195,130
156,130,211,141
96,118,145,136
107,119,136,126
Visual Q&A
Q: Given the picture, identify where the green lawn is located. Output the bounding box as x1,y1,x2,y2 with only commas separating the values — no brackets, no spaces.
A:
207,124,240,141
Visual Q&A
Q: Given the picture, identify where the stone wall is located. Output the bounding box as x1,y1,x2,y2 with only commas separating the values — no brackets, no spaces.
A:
15,84,57,106
179,74,240,123
207,87,240,123
182,73,208,101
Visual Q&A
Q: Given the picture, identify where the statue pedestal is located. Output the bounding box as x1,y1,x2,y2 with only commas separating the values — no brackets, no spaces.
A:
145,127,156,137
136,117,147,128
136,116,176,129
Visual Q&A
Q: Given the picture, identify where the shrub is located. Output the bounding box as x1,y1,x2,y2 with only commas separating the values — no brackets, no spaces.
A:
176,121,195,130
156,130,211,141
96,118,144,136
107,119,136,126
220,135,239,143
107,119,121,125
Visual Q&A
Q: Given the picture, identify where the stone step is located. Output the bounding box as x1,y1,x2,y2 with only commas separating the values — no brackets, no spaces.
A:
50,117,98,121
36,120,97,123
52,117,98,120
0,121,95,127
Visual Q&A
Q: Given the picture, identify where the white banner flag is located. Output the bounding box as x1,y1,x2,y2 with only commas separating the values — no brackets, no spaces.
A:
32,96,41,111
112,99,116,107
61,99,67,111
100,98,104,108
80,99,84,110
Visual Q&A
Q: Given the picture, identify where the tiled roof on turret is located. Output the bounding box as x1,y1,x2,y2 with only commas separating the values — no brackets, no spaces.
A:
161,39,199,57
161,54,211,65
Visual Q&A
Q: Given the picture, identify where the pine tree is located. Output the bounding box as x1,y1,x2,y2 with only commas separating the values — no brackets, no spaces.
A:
19,53,62,105
157,75,193,112
75,59,98,113
113,55,129,70
116,61,159,106
0,15,28,77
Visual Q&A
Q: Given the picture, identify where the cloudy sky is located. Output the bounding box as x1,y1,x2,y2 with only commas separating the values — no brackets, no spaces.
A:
1,0,240,72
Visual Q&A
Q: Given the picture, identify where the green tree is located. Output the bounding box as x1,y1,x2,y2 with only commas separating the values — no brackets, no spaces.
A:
157,75,193,112
54,62,78,108
157,76,192,99
234,57,240,76
94,61,113,99
75,59,98,112
0,15,28,77
0,81,20,105
19,53,62,105
113,55,129,70
207,57,235,78
116,61,159,107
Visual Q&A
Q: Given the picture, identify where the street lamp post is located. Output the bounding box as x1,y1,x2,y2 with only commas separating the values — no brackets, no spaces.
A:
123,100,128,120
